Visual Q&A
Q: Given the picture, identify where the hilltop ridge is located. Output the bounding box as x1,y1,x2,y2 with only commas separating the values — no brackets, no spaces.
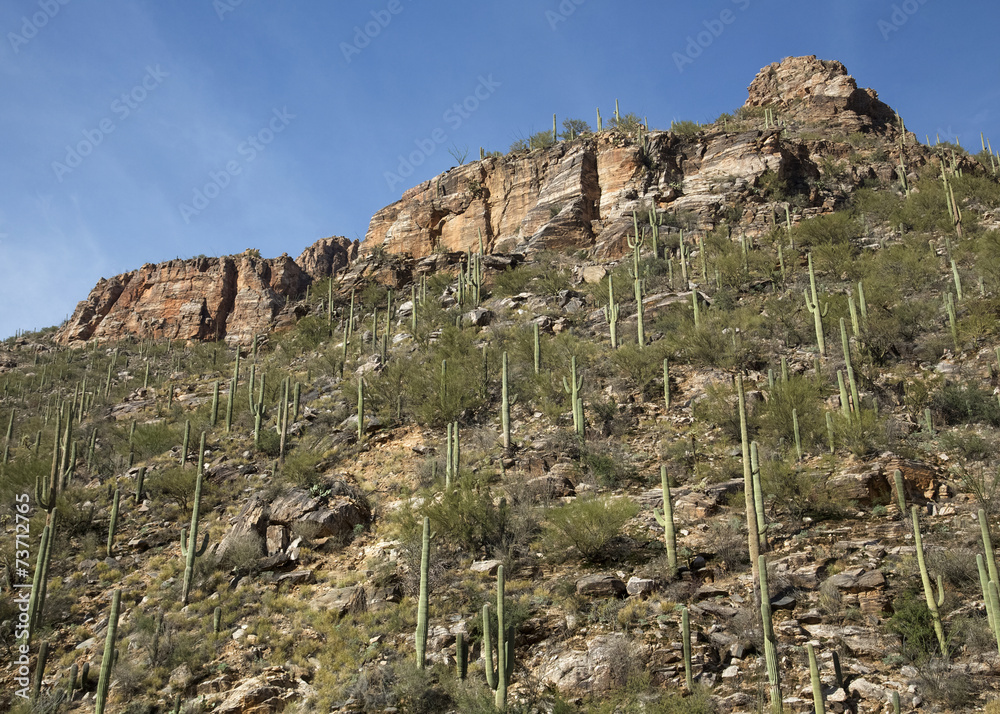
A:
55,55,945,348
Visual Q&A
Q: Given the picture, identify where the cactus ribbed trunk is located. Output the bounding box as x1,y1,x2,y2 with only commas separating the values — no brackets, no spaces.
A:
95,589,121,714
415,517,430,668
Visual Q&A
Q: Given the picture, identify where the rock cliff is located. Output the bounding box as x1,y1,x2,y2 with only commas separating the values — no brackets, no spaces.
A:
57,56,929,347
56,238,357,347
362,56,912,263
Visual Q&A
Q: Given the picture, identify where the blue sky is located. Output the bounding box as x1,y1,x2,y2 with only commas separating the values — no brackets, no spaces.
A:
1,0,998,338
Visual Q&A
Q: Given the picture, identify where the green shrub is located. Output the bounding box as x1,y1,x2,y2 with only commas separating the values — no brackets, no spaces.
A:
932,383,1000,426
542,496,638,562
670,120,701,136
131,421,181,461
886,589,943,662
756,375,825,453
793,211,861,248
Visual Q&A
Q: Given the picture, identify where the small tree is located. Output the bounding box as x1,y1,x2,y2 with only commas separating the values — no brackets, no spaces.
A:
560,118,592,141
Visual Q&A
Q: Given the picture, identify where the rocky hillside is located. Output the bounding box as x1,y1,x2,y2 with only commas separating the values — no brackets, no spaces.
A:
6,55,1000,714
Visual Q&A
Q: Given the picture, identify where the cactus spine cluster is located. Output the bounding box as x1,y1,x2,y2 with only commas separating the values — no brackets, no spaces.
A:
180,433,209,605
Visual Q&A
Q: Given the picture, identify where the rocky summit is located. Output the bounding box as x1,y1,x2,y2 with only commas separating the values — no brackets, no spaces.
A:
7,56,1000,714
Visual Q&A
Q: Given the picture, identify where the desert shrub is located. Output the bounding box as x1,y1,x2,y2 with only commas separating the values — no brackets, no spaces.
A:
938,428,996,461
542,495,638,562
401,326,490,426
607,341,670,401
579,441,636,486
756,375,825,454
148,467,198,508
491,264,545,297
425,474,537,562
703,516,750,572
670,120,701,136
607,112,644,134
932,382,1000,426
886,589,945,662
760,456,848,520
693,379,754,444
914,659,979,709
833,409,887,457
793,211,862,248
559,118,591,140
131,421,181,461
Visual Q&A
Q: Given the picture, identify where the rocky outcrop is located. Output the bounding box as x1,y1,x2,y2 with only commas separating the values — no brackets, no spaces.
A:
744,55,897,134
295,236,359,281
363,56,906,262
55,57,925,347
57,246,328,347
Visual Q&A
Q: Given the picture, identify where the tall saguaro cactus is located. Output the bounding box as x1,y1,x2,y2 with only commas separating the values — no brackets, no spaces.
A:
415,517,430,668
653,465,677,573
501,352,512,450
758,555,782,714
484,564,513,710
94,589,121,714
912,506,948,657
563,356,584,439
738,376,761,581
603,274,620,349
180,433,209,605
804,253,828,356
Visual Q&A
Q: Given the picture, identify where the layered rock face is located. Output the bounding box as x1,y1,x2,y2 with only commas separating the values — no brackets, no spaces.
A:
57,56,916,346
744,55,897,133
58,249,302,346
363,56,903,262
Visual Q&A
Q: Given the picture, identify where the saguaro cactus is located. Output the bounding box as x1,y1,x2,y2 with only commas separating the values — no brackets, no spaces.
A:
807,643,825,714
738,377,761,581
180,433,209,605
603,274,620,349
681,605,693,691
357,378,364,441
563,356,584,439
758,556,782,714
250,371,266,448
106,487,120,557
653,465,677,573
483,564,513,710
804,253,828,356
94,589,121,714
501,352,512,450
415,517,430,668
912,506,948,657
